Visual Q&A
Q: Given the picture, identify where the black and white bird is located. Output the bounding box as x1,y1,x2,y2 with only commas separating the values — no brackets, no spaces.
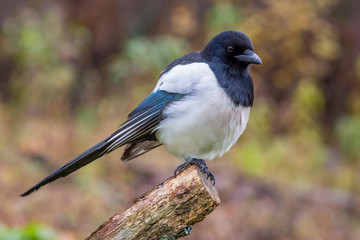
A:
21,30,261,197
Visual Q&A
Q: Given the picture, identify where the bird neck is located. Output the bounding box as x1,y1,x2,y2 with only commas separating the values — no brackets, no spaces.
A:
210,62,254,107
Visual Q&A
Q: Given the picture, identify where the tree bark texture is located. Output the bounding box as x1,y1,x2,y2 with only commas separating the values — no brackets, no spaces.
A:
86,165,221,240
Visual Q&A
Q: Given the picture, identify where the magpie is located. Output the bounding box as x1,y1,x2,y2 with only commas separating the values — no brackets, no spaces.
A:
21,30,261,197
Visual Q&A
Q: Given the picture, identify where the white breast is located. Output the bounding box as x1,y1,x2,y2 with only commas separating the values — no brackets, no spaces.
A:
155,63,250,160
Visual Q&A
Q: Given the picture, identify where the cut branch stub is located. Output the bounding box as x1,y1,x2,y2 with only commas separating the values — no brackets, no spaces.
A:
86,165,221,240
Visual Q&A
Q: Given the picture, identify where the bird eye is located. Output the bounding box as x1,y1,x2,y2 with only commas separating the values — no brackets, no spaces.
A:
227,46,234,53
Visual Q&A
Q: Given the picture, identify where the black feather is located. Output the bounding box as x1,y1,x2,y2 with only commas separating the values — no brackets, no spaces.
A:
20,139,110,197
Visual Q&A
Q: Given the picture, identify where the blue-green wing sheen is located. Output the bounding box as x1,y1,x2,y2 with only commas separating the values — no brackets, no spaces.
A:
104,90,184,153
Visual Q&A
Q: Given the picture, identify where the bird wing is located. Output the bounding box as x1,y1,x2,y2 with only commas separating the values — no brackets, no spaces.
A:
21,90,184,196
121,141,162,162
104,90,184,153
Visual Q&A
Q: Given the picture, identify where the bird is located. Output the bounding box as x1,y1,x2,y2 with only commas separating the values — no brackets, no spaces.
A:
21,30,261,197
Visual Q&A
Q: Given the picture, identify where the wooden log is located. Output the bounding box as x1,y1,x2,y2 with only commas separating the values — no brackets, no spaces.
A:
86,165,221,240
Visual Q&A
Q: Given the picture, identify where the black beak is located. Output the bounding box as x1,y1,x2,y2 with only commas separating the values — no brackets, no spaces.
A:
235,49,262,65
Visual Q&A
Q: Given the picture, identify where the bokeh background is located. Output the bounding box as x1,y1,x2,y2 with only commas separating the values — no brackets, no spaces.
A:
1,0,360,239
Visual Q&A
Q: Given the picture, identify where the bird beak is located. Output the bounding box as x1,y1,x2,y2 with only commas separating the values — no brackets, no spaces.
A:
235,49,262,65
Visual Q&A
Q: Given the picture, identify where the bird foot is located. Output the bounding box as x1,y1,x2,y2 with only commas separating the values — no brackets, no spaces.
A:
174,158,215,185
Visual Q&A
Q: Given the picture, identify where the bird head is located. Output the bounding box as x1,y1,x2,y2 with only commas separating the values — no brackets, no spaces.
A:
202,31,262,68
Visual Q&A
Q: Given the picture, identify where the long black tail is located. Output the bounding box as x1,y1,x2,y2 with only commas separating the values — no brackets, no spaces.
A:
20,139,111,197
20,92,169,197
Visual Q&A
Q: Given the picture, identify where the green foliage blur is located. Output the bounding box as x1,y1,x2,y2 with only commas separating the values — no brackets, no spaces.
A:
0,224,56,240
0,0,359,239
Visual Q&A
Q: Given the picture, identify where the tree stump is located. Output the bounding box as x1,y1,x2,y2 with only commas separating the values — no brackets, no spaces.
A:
86,165,221,240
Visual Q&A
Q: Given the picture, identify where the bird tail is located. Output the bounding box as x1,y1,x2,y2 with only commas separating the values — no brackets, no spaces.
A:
20,91,171,197
20,138,112,197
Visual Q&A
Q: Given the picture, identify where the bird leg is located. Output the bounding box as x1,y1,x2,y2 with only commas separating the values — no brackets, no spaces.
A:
174,157,215,185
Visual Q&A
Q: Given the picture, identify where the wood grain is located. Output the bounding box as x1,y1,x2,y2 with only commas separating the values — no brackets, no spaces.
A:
86,165,220,240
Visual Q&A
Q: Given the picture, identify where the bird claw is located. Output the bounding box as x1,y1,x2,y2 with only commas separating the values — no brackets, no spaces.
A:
174,162,189,177
205,171,216,186
174,158,215,185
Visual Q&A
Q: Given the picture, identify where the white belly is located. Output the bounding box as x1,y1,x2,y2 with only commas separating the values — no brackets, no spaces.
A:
156,87,250,160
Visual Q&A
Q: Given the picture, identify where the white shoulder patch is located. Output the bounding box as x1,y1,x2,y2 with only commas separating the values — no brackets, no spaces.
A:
153,63,216,94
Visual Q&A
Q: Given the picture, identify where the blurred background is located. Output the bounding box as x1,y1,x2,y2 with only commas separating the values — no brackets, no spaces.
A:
0,0,360,239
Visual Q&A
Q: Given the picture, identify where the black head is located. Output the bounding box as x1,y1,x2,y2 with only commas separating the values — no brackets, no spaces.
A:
201,31,261,67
